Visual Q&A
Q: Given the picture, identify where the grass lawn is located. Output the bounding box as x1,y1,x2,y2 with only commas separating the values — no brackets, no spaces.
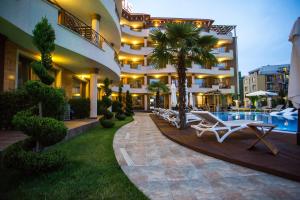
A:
0,117,148,200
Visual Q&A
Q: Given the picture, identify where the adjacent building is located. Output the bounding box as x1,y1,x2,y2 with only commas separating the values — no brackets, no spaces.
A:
0,0,239,113
243,64,290,99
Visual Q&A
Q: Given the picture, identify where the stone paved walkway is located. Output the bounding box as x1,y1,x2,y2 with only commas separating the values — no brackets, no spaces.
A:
113,113,300,200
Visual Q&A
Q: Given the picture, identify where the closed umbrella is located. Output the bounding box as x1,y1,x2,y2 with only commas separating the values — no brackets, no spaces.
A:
171,81,177,108
288,17,300,145
189,92,194,107
185,80,188,107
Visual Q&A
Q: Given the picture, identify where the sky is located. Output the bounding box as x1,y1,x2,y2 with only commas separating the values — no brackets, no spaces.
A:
127,0,300,75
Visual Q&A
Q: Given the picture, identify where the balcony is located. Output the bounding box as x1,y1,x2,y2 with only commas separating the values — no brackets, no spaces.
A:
121,25,149,37
112,84,148,93
120,44,153,55
201,31,233,42
189,84,235,94
211,48,234,60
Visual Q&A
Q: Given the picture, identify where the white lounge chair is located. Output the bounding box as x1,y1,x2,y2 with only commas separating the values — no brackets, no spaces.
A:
191,111,262,143
283,109,298,117
168,112,201,128
270,107,295,116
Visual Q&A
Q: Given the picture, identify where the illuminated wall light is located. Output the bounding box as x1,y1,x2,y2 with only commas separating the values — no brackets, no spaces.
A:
73,93,81,97
132,94,138,97
154,75,161,79
8,75,15,80
97,83,104,87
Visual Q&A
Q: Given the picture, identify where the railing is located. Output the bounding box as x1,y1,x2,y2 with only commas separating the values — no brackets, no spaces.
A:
58,9,104,48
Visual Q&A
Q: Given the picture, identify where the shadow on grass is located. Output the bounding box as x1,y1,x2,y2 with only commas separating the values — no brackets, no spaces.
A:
0,117,148,200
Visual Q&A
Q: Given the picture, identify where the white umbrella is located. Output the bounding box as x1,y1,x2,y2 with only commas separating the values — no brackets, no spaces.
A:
171,81,177,107
185,80,188,107
189,92,194,107
246,90,278,97
267,97,272,108
288,17,300,145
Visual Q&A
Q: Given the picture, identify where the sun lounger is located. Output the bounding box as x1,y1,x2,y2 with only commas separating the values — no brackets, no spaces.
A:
191,111,262,143
270,107,295,116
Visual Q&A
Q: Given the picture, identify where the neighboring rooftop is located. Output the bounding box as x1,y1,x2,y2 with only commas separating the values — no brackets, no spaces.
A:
248,64,290,75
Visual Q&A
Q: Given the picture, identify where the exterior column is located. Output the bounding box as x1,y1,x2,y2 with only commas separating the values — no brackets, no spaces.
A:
91,14,101,46
144,55,147,66
144,37,148,47
191,74,195,84
90,71,98,118
144,94,148,111
168,73,171,85
169,94,172,109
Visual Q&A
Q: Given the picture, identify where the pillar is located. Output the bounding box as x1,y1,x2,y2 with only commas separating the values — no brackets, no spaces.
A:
144,37,148,47
144,94,148,111
168,73,171,85
90,70,98,118
191,74,195,85
169,94,172,109
144,55,147,66
91,14,101,46
144,74,147,85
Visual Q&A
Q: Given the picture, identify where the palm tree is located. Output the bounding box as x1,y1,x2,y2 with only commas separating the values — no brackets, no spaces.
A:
147,81,169,108
150,23,218,129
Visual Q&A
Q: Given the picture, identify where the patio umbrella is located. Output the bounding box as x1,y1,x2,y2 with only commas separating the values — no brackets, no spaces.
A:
185,80,188,107
171,81,177,108
189,92,194,107
288,17,300,145
246,90,278,97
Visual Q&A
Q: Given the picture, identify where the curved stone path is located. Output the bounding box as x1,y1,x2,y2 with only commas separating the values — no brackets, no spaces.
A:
113,113,300,200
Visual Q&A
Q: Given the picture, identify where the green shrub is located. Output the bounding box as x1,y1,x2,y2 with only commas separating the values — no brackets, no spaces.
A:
99,118,115,128
69,98,90,119
12,111,67,148
25,81,66,120
125,91,134,116
102,96,112,108
104,110,114,119
115,113,126,121
3,142,66,173
0,89,34,129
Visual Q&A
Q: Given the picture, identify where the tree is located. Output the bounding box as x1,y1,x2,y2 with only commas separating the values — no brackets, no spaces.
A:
147,81,169,108
150,23,218,129
125,91,133,116
31,17,56,85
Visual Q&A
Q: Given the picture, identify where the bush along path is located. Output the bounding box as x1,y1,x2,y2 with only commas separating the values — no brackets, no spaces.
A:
0,117,148,200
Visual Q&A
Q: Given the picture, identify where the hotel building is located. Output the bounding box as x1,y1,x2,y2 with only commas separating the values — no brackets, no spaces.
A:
243,64,290,99
0,0,239,114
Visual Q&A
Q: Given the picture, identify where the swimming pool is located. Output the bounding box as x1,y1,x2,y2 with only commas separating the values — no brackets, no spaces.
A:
212,112,298,133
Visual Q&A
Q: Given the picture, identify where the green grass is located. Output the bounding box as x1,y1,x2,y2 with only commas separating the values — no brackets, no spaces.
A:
0,117,148,200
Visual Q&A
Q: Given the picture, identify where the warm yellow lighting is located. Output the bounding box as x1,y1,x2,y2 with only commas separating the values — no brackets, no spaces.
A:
119,56,125,60
217,58,227,62
8,75,15,80
132,94,138,97
198,93,203,96
154,75,161,79
121,38,126,43
97,83,104,87
77,74,90,80
111,93,118,97
73,93,81,97
132,75,138,79
132,58,139,62
132,40,139,45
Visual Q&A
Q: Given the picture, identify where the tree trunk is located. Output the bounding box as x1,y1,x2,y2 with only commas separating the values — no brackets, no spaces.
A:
177,53,187,129
156,90,160,108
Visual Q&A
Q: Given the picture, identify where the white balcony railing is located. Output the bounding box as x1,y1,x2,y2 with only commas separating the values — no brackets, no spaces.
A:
120,44,153,55
121,25,149,37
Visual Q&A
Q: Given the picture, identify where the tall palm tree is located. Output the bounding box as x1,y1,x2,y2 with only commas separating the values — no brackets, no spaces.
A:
150,23,218,129
147,81,169,108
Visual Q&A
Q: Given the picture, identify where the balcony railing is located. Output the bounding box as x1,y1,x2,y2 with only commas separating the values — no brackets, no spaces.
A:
58,9,104,48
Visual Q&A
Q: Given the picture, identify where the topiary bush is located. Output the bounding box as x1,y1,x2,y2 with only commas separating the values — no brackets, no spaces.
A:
125,91,134,116
3,141,66,173
99,118,115,128
12,110,67,148
103,110,114,119
69,98,90,119
115,113,126,121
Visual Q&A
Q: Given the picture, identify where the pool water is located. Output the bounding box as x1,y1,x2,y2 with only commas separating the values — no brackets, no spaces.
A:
212,112,298,133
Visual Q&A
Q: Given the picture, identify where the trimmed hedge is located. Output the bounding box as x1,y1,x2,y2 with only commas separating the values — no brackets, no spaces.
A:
69,98,90,119
12,111,67,147
3,141,66,173
115,113,126,121
104,110,114,119
99,118,115,128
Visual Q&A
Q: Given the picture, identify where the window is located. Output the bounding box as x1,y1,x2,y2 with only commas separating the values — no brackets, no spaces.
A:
17,55,34,88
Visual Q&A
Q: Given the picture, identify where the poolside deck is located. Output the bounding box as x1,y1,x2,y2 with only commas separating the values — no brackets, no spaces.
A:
150,114,300,182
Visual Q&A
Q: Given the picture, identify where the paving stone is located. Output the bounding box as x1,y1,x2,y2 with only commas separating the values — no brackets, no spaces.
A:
113,113,300,200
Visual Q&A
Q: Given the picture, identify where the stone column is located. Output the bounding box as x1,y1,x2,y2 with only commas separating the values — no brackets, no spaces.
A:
90,70,98,118
168,73,171,85
144,94,148,111
191,74,195,84
91,14,101,46
144,55,147,66
144,37,148,47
